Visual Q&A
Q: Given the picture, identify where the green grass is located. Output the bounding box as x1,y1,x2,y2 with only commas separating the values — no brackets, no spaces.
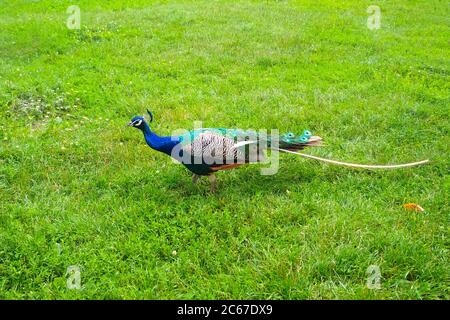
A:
0,0,449,299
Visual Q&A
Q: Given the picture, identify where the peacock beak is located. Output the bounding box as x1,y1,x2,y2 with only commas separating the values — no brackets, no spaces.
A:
127,122,133,126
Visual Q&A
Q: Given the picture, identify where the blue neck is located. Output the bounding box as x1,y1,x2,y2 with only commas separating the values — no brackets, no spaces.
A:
141,122,180,155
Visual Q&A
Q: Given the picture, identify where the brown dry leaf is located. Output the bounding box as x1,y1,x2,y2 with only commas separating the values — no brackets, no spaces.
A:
403,203,425,212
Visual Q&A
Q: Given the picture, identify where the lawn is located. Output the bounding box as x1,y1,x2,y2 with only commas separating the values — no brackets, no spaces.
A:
0,0,448,299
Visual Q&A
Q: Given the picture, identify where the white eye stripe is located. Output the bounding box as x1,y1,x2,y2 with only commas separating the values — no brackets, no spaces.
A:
133,119,142,126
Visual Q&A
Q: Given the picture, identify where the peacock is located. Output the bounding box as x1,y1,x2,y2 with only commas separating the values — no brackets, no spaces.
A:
128,110,429,192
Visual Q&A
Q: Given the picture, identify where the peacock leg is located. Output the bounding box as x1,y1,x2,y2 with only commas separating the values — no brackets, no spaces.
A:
192,174,200,184
208,174,217,193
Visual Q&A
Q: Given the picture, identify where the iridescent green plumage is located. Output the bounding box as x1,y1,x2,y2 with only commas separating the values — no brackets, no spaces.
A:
180,128,319,153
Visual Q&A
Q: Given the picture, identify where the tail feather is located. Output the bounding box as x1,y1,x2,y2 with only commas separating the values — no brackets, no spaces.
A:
277,148,430,169
229,129,429,169
280,135,323,150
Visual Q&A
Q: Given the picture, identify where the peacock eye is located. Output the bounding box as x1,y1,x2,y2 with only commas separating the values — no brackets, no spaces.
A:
135,120,142,126
300,136,308,143
287,132,295,138
303,130,312,137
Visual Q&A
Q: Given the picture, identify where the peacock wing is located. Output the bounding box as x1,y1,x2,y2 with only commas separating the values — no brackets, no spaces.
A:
179,129,245,166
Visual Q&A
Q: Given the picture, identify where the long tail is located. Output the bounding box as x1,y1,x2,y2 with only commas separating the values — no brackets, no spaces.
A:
277,148,430,169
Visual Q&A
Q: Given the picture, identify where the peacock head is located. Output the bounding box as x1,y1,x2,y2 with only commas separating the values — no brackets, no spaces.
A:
128,110,153,130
